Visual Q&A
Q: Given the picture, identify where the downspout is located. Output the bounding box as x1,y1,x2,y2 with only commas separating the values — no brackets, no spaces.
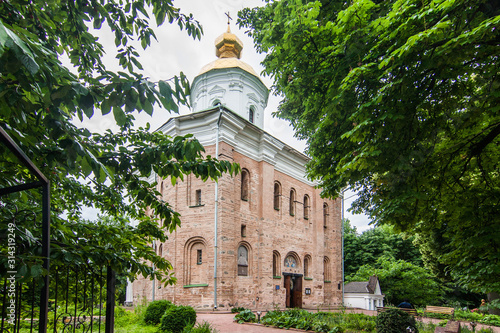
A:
214,106,223,309
341,192,345,306
152,240,156,301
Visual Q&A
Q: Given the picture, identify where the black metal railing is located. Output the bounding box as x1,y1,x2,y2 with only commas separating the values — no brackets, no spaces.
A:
0,265,115,333
0,127,115,333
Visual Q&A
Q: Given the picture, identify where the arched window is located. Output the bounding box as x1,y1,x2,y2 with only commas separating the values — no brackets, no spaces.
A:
237,245,249,276
241,169,249,201
159,244,163,258
184,237,209,285
323,256,331,282
304,255,311,278
213,99,222,107
303,195,310,219
273,182,281,210
249,106,255,123
323,203,329,228
289,188,296,216
273,251,281,277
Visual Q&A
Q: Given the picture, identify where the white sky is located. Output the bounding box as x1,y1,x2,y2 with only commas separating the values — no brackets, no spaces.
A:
76,0,372,233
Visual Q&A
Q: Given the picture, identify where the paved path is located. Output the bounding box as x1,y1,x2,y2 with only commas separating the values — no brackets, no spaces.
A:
197,311,500,333
197,312,286,333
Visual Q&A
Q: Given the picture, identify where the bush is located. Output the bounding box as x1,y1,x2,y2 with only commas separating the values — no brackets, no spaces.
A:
182,320,219,333
234,309,256,323
377,308,418,333
114,306,136,327
259,310,375,332
144,300,174,325
160,305,197,333
230,307,246,313
482,315,500,327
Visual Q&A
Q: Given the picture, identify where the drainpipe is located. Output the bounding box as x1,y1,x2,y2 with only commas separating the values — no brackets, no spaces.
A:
152,240,156,301
341,191,345,306
214,106,223,309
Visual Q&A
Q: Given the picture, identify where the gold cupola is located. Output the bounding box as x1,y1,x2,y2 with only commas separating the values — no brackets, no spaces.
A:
191,22,269,125
197,25,259,78
215,25,243,59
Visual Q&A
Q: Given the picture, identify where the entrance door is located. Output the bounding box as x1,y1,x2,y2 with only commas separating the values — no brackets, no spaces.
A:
292,276,302,308
284,274,303,308
284,275,291,308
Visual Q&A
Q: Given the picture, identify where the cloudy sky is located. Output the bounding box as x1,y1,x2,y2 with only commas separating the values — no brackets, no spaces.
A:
78,0,373,233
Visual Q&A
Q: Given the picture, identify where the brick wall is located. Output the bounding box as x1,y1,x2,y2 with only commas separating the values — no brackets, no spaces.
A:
133,141,343,310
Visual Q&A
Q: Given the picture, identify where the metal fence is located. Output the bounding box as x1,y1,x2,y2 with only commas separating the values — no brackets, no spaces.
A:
0,127,115,333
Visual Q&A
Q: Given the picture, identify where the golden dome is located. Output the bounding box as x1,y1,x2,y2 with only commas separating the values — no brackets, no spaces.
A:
196,25,260,79
215,26,243,59
198,58,259,77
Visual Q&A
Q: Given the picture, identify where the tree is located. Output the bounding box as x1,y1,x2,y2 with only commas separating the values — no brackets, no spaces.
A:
1,0,238,287
344,223,422,278
349,255,444,306
239,0,500,294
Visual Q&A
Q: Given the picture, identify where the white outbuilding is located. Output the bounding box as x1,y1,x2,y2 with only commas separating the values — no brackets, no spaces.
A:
344,275,384,311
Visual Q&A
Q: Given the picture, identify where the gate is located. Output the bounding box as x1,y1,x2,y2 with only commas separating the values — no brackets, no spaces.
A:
0,127,115,332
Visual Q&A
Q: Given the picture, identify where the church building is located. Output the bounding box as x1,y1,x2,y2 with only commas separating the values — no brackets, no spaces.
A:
132,25,343,310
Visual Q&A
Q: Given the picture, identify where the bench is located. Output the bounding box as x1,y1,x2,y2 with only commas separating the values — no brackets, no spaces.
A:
424,306,454,320
377,306,418,317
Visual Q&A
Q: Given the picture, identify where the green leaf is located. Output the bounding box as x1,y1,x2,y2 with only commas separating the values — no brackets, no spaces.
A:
113,106,127,126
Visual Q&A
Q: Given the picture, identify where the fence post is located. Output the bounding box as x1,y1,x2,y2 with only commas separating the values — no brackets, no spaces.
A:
105,267,115,333
39,183,50,333
0,127,50,333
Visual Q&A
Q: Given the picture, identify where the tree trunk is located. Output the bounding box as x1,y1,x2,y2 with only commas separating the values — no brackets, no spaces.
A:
487,292,500,315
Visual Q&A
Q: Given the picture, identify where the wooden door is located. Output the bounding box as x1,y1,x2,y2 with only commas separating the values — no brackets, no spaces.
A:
284,275,291,308
292,276,303,308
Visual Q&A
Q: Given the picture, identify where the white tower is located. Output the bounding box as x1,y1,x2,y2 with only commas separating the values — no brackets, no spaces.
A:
190,25,269,129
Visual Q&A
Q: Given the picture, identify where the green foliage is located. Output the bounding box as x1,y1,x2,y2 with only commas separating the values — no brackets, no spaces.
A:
450,310,500,327
234,309,256,323
134,298,149,322
348,256,443,306
114,306,136,327
144,300,173,325
239,0,500,295
377,308,418,333
0,0,239,293
344,224,422,277
260,309,376,332
231,306,246,313
108,306,159,333
181,321,219,333
160,305,196,333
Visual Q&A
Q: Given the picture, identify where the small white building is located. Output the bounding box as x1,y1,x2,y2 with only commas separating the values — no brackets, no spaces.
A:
344,275,384,310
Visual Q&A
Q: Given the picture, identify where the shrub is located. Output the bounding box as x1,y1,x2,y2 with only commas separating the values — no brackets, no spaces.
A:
144,300,174,325
482,315,500,327
160,305,196,333
181,320,218,333
259,310,375,332
234,309,256,323
230,307,246,313
377,308,418,333
344,313,376,331
114,306,136,327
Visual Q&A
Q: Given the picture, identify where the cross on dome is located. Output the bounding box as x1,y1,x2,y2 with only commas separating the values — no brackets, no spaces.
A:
225,11,232,28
